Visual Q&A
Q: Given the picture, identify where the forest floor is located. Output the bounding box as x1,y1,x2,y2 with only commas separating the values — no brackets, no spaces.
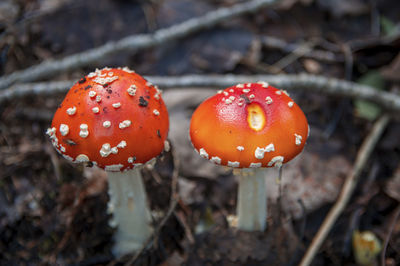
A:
0,0,399,265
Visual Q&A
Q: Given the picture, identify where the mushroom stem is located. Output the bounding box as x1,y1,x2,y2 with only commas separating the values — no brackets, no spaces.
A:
107,168,153,257
237,169,267,231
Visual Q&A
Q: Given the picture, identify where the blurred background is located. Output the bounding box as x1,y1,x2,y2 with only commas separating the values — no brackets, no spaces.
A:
0,0,399,265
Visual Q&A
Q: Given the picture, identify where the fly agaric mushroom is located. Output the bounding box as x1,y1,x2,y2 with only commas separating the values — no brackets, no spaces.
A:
189,82,309,231
46,67,169,257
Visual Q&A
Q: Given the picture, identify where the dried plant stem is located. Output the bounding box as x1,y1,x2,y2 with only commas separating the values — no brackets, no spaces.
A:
2,74,400,112
299,114,391,266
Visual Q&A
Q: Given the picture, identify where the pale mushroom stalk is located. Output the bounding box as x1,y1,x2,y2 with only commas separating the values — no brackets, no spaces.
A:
236,169,267,231
107,168,153,257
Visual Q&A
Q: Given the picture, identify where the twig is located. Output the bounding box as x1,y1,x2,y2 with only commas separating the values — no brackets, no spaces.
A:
299,114,391,266
0,0,279,90
260,36,342,63
270,42,315,73
381,204,400,266
341,162,379,257
2,74,400,112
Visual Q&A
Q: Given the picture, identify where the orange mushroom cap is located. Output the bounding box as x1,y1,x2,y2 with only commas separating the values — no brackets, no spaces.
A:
189,82,309,168
47,67,169,172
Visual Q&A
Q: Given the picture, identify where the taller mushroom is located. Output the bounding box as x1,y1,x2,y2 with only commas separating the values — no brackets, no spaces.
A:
190,82,309,231
46,67,169,257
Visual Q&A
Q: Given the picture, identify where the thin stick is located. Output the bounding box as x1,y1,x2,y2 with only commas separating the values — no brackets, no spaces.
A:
299,114,391,266
0,0,279,90
2,74,400,112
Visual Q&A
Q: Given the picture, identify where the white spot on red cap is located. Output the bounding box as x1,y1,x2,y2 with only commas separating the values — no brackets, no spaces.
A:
211,156,221,164
46,127,59,148
254,143,274,159
288,101,294,108
122,67,135,73
265,96,273,105
295,134,302,146
225,99,233,104
92,107,100,114
96,95,102,103
127,85,137,96
250,162,262,168
103,121,111,128
268,156,284,167
265,143,275,152
242,89,250,93
128,157,135,163
154,88,162,100
93,76,118,85
223,91,229,96
87,72,97,78
228,161,240,167
249,94,255,99
237,146,244,151
66,106,76,116
89,91,96,98
236,84,244,88
46,127,56,138
59,144,66,152
153,109,160,116
119,120,131,129
199,148,209,159
76,154,90,162
117,141,127,149
255,147,266,159
79,124,89,138
275,90,282,95
100,143,111,157
112,102,121,109
60,124,69,136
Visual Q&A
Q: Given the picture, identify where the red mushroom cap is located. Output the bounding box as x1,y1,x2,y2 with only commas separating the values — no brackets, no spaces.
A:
189,82,309,168
47,67,169,172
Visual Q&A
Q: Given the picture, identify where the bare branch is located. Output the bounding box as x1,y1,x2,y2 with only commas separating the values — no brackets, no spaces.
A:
299,114,391,266
261,36,343,63
2,74,399,112
0,0,279,90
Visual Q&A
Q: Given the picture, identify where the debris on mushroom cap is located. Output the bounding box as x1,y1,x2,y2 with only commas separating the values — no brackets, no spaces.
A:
47,67,169,172
189,82,309,168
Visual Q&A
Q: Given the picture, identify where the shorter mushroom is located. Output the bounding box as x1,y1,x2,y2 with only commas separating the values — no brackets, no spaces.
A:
47,67,169,256
190,82,309,231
